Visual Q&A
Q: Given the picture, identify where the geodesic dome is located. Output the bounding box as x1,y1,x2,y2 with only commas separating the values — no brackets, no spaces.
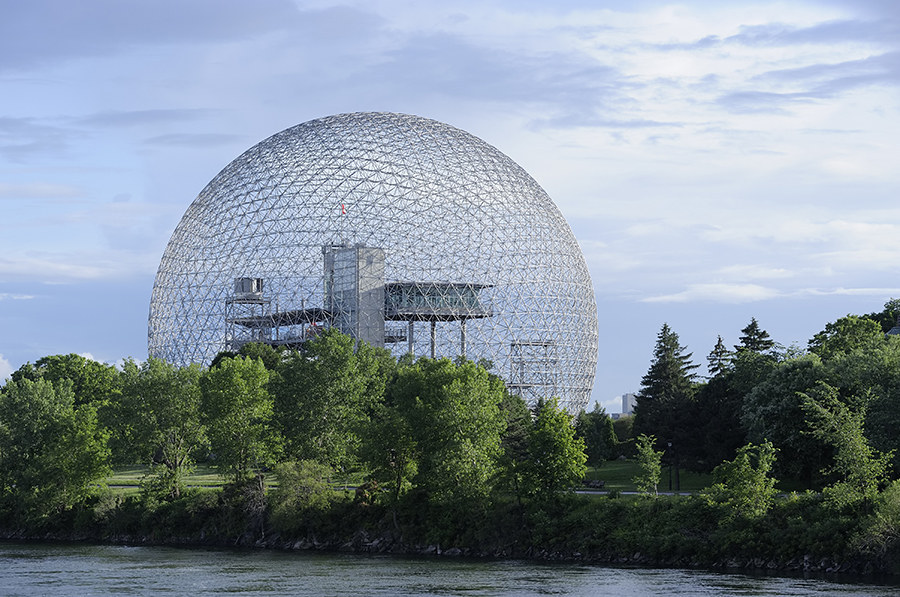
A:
148,112,598,412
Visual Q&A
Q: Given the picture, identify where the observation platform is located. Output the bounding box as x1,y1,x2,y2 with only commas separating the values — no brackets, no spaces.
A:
384,282,492,322
226,307,333,329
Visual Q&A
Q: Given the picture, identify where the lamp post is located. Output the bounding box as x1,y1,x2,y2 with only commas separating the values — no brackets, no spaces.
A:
667,441,673,491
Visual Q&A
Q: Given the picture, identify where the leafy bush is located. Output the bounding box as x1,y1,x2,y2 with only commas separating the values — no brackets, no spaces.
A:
702,441,777,521
269,460,335,535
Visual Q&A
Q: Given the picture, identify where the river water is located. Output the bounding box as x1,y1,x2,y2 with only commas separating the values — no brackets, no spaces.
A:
0,541,897,596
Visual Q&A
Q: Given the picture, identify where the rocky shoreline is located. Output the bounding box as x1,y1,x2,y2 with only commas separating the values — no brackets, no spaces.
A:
1,527,888,579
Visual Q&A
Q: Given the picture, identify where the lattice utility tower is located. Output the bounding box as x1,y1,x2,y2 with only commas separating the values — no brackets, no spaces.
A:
148,112,598,412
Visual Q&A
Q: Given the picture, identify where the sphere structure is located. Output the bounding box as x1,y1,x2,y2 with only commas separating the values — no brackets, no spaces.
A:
149,112,597,412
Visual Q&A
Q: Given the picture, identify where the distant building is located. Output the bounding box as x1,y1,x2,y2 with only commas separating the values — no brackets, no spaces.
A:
610,393,636,419
887,315,900,337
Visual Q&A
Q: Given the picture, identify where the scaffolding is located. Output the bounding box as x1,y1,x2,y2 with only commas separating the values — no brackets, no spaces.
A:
224,278,271,352
508,340,559,405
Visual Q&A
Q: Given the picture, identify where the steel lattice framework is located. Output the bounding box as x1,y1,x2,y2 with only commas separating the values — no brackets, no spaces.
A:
148,112,598,412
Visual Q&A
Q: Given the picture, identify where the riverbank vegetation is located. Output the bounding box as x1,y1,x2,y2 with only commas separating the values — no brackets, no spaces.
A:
2,301,900,575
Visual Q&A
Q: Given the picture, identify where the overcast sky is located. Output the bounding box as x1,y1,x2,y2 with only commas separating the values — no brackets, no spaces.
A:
1,0,899,412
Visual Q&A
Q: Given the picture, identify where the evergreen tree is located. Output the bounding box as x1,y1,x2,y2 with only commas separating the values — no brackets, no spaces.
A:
692,375,746,472
706,335,733,379
639,324,698,401
634,323,698,443
735,317,775,354
575,404,617,466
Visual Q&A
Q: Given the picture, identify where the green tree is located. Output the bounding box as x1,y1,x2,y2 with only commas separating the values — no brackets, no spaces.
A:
633,433,662,497
0,378,110,521
200,356,281,484
237,342,285,370
634,323,698,457
612,414,634,457
706,335,733,379
638,323,698,403
694,348,779,473
11,353,120,406
362,398,418,515
496,391,532,503
808,315,885,360
801,383,893,511
525,397,587,500
119,358,206,499
269,460,335,534
272,330,393,469
702,441,778,520
692,375,746,472
365,358,505,506
740,354,829,484
860,342,900,473
575,403,617,466
734,317,775,354
728,348,779,396
863,298,900,333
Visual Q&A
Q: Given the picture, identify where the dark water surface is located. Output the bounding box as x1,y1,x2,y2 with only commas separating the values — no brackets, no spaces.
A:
0,541,897,596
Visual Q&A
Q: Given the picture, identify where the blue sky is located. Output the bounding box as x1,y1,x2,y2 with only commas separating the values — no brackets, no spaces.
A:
1,0,899,412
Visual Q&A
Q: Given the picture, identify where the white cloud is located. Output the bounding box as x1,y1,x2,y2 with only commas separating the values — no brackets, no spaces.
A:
586,393,625,414
716,264,793,280
645,285,900,305
643,283,781,304
0,354,12,382
0,183,81,199
800,287,900,298
0,252,158,281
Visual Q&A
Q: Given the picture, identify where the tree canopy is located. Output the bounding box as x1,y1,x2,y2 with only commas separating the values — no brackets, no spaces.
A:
526,397,587,500
634,323,698,448
201,356,281,483
118,357,206,498
273,330,392,468
575,404,617,466
11,353,120,407
371,357,507,505
0,378,110,521
735,317,775,354
808,315,885,360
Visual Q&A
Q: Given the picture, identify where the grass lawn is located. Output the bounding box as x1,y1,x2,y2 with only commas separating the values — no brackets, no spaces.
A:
107,465,230,494
584,459,713,493
105,465,361,496
106,460,716,497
